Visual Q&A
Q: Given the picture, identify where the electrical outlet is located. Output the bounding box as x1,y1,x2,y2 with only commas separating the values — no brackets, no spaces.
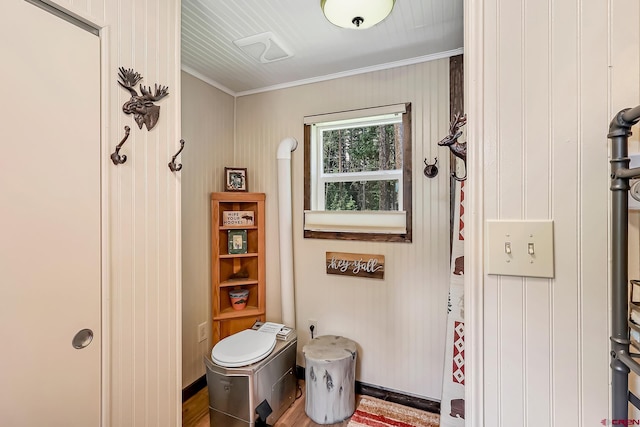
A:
308,319,317,337
197,322,207,343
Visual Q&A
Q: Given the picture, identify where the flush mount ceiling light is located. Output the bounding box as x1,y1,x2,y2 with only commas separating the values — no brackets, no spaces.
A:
321,0,395,29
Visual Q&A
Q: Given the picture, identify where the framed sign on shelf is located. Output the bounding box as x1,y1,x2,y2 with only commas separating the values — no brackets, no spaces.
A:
222,210,254,226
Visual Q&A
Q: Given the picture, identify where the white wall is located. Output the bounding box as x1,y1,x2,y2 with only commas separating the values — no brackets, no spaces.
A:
47,1,181,425
233,60,452,399
181,71,235,387
466,0,640,425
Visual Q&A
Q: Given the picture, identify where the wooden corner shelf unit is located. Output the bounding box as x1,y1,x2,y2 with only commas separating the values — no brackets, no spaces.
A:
210,192,266,345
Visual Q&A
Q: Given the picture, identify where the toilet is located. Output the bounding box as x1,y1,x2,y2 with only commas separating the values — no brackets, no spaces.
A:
204,325,298,426
211,328,277,367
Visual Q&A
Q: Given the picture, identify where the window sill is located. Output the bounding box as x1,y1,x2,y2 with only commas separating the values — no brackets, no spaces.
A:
303,210,410,242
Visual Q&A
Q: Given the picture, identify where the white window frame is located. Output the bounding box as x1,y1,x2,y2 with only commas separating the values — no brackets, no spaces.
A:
303,103,412,241
311,113,404,211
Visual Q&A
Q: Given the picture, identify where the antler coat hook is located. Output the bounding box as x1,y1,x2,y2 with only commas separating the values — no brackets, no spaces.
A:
438,113,467,181
117,67,169,131
168,139,185,172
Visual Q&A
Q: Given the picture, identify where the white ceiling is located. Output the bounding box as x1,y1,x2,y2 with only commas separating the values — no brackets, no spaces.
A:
181,0,464,96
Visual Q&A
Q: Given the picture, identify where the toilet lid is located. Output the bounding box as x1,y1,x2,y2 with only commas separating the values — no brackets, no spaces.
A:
211,329,277,368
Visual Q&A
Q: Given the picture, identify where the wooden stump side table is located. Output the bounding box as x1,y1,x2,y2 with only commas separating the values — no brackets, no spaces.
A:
303,335,357,424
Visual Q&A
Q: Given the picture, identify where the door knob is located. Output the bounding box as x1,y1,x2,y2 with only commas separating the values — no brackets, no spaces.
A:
72,328,94,349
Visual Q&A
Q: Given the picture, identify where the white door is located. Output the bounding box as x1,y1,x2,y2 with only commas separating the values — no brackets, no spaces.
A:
0,1,102,425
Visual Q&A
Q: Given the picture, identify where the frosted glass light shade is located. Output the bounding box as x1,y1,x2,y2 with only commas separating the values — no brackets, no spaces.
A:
321,0,395,29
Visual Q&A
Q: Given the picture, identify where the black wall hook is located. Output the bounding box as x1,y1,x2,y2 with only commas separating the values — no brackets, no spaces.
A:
111,125,131,165
424,157,438,178
168,139,185,172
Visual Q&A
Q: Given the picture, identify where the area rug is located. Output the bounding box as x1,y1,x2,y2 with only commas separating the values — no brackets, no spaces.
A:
347,396,440,427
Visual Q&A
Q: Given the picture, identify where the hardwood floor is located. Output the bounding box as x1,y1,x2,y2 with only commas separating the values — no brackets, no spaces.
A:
182,380,358,427
182,385,210,427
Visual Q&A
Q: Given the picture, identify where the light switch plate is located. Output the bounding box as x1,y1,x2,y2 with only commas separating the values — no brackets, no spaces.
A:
486,220,554,278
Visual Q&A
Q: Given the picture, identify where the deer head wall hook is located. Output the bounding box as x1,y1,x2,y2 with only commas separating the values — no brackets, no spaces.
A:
438,113,467,181
117,67,169,131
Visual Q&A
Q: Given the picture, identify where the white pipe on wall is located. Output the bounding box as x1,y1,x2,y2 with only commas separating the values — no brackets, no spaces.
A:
277,137,298,328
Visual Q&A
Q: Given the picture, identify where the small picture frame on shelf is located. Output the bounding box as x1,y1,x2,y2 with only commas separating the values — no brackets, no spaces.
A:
228,229,248,254
225,167,248,192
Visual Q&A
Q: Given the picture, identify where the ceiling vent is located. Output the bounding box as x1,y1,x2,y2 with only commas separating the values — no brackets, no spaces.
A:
233,32,294,64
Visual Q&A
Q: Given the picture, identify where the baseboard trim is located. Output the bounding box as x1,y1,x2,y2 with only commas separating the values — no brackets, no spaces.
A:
296,364,305,381
295,365,440,414
356,381,441,414
182,375,207,403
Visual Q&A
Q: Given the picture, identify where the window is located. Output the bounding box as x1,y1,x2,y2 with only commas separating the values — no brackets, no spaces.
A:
304,103,412,242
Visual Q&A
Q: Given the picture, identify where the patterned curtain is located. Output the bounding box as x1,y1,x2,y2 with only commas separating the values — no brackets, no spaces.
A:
440,179,465,426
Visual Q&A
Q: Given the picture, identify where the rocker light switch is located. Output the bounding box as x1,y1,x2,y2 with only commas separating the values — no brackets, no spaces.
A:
486,220,554,278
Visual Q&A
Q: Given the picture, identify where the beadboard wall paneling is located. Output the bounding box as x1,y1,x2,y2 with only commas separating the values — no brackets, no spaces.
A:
232,60,451,400
47,0,181,425
181,71,235,387
467,0,630,424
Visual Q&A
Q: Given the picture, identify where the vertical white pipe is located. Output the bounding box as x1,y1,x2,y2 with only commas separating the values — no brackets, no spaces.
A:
277,137,298,328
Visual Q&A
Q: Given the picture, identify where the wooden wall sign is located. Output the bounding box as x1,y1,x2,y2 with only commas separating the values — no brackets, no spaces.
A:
325,252,385,279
